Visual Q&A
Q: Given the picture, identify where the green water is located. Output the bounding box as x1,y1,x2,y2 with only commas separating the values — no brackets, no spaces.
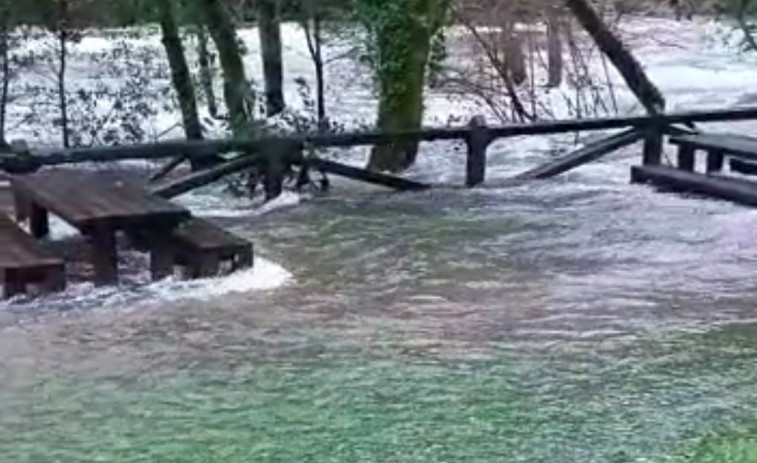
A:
3,322,757,463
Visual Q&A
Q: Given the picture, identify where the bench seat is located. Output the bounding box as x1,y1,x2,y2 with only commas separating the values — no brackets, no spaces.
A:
171,217,253,278
0,215,65,298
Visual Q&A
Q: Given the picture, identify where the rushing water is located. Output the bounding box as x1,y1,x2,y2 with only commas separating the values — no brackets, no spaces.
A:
3,16,757,463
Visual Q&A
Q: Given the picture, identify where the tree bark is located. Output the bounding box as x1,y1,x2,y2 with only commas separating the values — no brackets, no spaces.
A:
57,0,70,148
196,25,218,119
505,26,527,85
258,0,285,116
0,13,10,147
196,0,251,137
156,0,203,141
364,0,449,172
546,7,563,88
302,0,326,130
564,0,665,114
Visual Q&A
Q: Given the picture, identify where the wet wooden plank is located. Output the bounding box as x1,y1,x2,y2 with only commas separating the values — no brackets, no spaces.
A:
515,128,643,180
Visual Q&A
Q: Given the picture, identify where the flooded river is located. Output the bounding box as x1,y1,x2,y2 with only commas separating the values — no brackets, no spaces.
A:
2,16,757,463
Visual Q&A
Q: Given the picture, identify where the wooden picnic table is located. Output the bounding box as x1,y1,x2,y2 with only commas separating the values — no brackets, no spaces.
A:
11,170,191,285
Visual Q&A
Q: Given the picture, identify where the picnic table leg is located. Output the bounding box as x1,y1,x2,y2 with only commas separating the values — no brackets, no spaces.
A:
196,251,220,278
234,246,254,271
89,228,118,286
29,202,49,239
149,232,175,281
2,269,25,299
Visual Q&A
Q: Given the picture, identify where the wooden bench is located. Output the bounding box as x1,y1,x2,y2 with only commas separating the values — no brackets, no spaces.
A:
669,133,757,174
172,217,253,278
631,164,757,208
0,215,65,299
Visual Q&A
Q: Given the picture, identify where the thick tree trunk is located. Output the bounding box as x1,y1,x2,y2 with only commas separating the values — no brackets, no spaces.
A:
156,0,203,141
546,7,563,88
258,0,285,116
365,0,449,172
367,24,431,172
196,25,218,119
565,0,665,114
197,0,251,137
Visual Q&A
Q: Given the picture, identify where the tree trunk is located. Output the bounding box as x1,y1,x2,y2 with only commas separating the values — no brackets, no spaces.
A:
258,0,285,116
57,2,70,148
364,0,449,172
547,7,563,88
505,25,527,85
196,25,218,119
565,0,665,114
0,14,10,147
156,0,203,141
196,0,251,137
302,0,326,130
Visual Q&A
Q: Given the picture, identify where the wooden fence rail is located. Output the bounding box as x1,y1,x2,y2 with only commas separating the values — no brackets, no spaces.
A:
3,106,757,194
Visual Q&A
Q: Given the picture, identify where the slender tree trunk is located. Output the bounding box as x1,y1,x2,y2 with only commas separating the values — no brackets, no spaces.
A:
0,15,10,147
56,4,70,148
505,23,527,85
196,25,218,118
156,0,203,141
565,0,665,114
258,0,285,116
196,0,251,137
547,7,563,88
314,16,325,129
302,0,326,130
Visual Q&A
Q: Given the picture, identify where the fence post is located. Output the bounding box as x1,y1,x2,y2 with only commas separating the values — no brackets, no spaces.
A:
465,116,490,187
642,122,663,166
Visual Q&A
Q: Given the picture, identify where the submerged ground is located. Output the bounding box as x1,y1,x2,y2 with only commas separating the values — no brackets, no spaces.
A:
2,17,757,463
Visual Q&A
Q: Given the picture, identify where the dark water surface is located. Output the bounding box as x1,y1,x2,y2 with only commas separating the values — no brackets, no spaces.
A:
3,139,757,462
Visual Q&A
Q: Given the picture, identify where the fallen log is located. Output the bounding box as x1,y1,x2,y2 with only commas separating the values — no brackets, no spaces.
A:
151,153,262,199
308,157,431,191
514,128,643,180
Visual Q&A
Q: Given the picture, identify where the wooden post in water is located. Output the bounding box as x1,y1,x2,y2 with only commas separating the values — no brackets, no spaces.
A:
677,144,695,172
642,125,663,166
706,149,725,173
465,116,490,187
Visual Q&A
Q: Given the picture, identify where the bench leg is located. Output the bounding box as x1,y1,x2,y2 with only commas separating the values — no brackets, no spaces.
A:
234,246,254,271
90,229,118,286
29,202,49,239
3,270,25,299
706,149,725,173
677,145,696,172
148,232,175,281
194,252,220,279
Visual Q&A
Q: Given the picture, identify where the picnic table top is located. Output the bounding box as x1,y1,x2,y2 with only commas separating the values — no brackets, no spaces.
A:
11,170,190,231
